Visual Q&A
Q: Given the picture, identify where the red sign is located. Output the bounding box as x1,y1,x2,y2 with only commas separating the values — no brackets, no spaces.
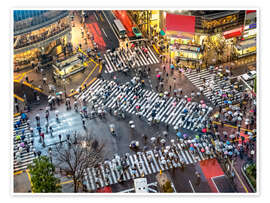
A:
223,27,244,39
246,10,256,14
166,13,195,33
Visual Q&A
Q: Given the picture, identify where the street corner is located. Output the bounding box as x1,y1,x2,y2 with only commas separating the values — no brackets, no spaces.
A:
13,171,32,193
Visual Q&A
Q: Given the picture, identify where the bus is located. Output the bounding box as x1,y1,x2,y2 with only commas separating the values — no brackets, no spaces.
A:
113,19,127,39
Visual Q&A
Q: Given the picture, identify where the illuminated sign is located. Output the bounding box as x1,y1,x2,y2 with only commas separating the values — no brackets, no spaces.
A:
223,27,243,39
249,23,256,29
202,15,237,29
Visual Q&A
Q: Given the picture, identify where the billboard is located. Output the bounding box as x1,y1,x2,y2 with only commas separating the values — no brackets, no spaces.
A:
165,13,195,33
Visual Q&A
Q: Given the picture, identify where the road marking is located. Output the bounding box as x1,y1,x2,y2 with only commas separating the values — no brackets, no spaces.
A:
98,12,104,22
210,177,220,193
152,44,160,54
80,64,98,88
99,64,102,73
13,170,23,175
102,10,119,41
189,179,195,193
101,28,108,38
94,12,99,21
58,180,73,185
26,169,33,193
14,94,24,102
228,159,249,193
14,112,20,117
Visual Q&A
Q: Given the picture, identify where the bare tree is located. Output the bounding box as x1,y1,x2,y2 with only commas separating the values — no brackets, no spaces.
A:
52,132,105,192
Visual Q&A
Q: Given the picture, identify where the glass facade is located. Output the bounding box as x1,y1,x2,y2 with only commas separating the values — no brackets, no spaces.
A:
14,10,48,22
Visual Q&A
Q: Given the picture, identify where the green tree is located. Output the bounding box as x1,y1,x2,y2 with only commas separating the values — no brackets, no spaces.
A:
28,156,62,193
162,181,174,193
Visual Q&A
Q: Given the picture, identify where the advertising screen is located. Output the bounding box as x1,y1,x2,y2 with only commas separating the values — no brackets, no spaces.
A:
166,13,195,33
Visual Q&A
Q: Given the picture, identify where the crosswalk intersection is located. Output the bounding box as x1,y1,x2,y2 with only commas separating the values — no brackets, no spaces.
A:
13,116,35,172
184,69,243,106
103,45,159,73
83,140,216,192
76,78,212,131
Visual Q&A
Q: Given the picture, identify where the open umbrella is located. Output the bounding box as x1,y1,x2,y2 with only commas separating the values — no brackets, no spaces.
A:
176,132,182,138
202,128,207,133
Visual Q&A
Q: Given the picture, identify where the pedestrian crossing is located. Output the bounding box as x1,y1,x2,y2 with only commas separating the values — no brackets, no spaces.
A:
83,140,216,192
13,116,35,172
76,78,212,131
103,45,159,73
184,69,243,106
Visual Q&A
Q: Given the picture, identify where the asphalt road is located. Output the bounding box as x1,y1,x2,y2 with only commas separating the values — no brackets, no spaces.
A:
84,10,119,50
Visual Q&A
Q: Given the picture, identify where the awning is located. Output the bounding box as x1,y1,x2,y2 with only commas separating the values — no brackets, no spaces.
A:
165,13,195,33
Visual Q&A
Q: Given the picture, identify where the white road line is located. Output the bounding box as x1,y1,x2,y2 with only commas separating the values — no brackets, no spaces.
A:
189,179,196,193
101,28,108,38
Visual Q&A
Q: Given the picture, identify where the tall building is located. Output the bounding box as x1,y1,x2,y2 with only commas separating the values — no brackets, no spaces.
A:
13,10,72,71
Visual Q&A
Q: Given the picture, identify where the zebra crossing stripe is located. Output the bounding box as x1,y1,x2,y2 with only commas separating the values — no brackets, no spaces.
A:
133,154,143,176
84,172,91,190
176,143,189,164
142,93,160,117
148,151,160,172
128,155,139,178
87,168,96,191
92,167,104,189
151,97,174,120
141,152,152,174
125,154,135,179
104,54,114,73
152,151,164,171
173,145,185,165
115,158,127,181
138,152,149,175
100,164,112,185
181,103,197,128
147,46,159,63
169,100,187,126
144,152,156,173
158,150,169,170
107,161,117,184
164,99,182,124
138,48,150,65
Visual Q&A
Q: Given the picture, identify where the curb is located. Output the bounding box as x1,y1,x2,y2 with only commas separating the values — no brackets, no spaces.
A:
241,162,256,192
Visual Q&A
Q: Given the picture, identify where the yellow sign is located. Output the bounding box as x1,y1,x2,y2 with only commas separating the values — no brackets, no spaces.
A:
202,15,237,29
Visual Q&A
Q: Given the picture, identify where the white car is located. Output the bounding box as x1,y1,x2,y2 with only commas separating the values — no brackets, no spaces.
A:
241,71,256,81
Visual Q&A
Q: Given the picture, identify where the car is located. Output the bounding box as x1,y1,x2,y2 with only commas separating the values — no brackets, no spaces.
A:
132,27,142,38
241,71,256,81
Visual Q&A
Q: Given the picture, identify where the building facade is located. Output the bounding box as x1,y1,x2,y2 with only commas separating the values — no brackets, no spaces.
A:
13,10,72,71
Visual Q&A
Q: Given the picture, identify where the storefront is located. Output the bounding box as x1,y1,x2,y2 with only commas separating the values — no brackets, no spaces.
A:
163,13,204,68
235,39,256,58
